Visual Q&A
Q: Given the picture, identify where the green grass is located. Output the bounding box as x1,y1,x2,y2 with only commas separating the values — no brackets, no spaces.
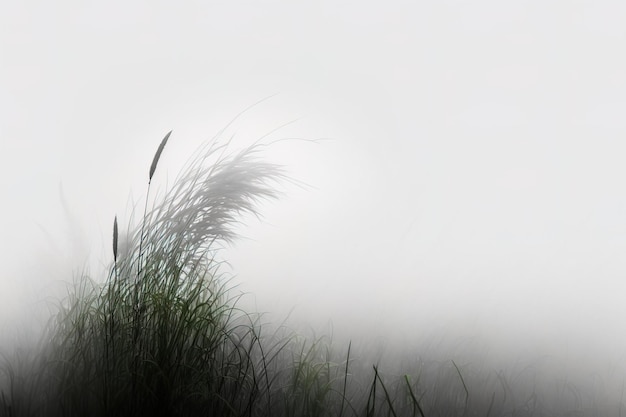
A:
0,126,623,417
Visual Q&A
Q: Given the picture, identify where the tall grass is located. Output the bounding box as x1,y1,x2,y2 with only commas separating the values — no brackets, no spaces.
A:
1,130,289,417
0,125,622,416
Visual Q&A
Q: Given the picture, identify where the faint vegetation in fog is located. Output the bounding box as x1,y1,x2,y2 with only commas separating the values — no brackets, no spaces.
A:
0,119,623,417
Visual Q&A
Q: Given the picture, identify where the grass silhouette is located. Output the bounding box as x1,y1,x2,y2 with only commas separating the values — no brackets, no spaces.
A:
1,122,623,416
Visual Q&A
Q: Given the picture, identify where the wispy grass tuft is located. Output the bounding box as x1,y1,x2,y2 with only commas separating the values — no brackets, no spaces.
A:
0,127,287,417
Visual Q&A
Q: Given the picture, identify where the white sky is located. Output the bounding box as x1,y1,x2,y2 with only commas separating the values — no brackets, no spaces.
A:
2,1,626,377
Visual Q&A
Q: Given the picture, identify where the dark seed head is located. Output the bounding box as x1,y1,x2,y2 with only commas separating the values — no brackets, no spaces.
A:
113,215,118,262
149,130,172,182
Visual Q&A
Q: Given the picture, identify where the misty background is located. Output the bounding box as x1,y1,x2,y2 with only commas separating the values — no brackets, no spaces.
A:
2,1,626,382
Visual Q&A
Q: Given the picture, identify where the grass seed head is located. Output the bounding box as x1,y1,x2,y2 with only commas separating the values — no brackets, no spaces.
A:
149,130,172,182
113,215,118,262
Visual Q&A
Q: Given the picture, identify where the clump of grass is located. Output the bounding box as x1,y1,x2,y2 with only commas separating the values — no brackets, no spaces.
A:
0,128,289,417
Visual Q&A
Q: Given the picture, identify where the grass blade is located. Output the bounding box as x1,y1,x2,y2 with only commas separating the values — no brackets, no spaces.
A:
404,374,426,417
452,360,469,410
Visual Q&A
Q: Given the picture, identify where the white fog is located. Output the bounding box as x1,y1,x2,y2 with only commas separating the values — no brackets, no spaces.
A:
1,2,626,415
